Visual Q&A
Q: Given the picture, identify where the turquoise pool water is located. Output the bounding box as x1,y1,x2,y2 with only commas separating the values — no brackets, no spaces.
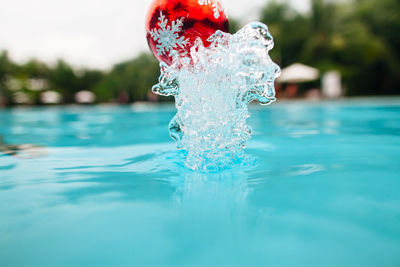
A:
1,98,400,266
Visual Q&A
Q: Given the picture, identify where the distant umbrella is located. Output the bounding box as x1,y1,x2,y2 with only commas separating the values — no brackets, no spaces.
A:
75,90,95,104
277,63,320,83
41,91,62,104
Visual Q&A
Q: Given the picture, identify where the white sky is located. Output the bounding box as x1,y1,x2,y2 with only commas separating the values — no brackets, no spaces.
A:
0,0,309,69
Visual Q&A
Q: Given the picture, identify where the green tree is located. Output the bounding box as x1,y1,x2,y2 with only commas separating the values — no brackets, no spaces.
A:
0,51,17,104
229,17,240,34
76,69,104,92
94,53,160,103
260,1,311,66
48,60,80,103
352,0,400,94
19,59,50,78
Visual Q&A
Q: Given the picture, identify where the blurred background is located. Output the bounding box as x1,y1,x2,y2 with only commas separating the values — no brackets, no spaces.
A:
0,0,399,106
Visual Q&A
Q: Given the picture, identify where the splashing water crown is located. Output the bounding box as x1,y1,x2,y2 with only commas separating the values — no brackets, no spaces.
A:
152,22,281,170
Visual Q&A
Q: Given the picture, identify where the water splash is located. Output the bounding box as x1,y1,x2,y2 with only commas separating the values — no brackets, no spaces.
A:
153,22,281,170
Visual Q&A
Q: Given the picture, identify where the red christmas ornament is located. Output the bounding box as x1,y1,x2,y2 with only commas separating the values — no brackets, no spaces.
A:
145,0,229,65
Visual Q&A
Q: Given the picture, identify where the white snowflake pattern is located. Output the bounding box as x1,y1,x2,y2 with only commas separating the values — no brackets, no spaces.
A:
150,12,189,57
198,0,222,19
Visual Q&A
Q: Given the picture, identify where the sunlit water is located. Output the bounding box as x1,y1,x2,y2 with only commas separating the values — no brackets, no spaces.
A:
1,98,400,266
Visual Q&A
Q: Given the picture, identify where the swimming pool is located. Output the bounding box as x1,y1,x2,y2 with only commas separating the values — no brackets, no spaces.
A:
1,98,399,266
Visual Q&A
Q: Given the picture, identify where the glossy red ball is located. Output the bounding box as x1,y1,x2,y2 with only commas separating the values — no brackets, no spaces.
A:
145,0,229,65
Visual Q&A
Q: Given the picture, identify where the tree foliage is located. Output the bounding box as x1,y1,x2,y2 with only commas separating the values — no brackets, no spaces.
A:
260,0,400,95
94,53,160,102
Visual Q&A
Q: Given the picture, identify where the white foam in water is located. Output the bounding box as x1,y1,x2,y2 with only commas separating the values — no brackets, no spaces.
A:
153,22,281,170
